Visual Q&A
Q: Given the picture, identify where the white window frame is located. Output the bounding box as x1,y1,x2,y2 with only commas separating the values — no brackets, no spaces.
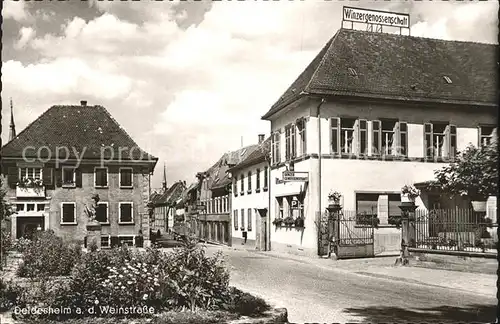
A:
18,167,42,181
101,235,111,249
62,166,76,187
118,202,134,224
96,201,109,224
479,126,497,146
94,167,109,188
118,235,136,247
60,202,77,225
119,167,134,188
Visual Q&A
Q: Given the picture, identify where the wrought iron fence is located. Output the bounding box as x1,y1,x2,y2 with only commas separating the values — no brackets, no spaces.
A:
413,208,497,253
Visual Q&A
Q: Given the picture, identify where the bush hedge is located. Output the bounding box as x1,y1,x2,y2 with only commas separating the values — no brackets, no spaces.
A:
17,230,82,278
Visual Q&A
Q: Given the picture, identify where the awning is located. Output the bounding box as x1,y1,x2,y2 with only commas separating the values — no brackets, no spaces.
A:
274,181,306,197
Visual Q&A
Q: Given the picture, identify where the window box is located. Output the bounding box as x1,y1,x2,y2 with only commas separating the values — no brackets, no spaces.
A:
16,186,45,198
118,202,134,224
263,187,269,192
119,167,133,188
240,191,244,196
247,190,252,195
255,188,261,193
61,202,77,225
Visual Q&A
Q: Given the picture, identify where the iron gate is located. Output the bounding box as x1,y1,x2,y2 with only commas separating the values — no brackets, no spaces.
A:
334,210,375,258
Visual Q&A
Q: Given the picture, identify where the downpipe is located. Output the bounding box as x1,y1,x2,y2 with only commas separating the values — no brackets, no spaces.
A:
316,98,326,256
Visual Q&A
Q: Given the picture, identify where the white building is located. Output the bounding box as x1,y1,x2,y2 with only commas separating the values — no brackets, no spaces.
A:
261,28,497,257
228,135,271,250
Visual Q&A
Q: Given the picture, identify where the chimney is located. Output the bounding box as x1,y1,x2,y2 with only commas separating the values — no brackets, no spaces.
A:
80,100,87,106
258,134,265,144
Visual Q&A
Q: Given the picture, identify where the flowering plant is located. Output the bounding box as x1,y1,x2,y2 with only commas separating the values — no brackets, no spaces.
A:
272,218,283,226
401,185,420,199
17,177,44,192
328,190,342,203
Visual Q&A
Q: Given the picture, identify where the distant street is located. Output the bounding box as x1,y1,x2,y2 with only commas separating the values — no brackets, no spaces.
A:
206,246,497,323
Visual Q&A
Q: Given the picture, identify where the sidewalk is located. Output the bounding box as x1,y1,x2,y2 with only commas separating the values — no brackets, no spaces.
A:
223,245,497,298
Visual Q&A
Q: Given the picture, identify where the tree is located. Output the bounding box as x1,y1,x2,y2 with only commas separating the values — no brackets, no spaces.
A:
434,138,498,200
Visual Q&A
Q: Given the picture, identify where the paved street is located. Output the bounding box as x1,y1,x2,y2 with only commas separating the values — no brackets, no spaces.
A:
206,245,497,323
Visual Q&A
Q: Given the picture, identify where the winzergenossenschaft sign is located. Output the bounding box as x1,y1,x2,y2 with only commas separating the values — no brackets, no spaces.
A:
343,6,410,28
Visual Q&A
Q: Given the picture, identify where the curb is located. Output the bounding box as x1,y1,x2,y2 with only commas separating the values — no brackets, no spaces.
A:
224,247,495,298
228,308,288,324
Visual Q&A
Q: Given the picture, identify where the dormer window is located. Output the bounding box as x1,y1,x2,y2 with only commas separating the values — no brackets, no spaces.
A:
348,68,357,77
443,76,452,84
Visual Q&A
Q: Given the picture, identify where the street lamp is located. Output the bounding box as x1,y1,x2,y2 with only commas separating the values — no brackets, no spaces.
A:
396,201,418,266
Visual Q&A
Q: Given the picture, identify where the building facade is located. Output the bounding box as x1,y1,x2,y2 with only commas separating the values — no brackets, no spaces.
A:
229,135,271,250
151,181,186,235
261,29,498,257
1,102,158,247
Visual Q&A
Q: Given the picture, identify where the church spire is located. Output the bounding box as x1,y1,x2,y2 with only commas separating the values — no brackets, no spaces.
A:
162,162,167,192
9,98,16,141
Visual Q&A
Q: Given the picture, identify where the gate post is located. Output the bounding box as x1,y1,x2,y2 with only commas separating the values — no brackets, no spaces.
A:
326,203,342,259
396,202,418,266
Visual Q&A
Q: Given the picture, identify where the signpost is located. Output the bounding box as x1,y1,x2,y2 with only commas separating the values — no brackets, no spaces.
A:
282,171,309,182
342,6,410,35
290,199,302,210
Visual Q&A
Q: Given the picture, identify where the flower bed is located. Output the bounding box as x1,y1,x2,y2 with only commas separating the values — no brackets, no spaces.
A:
2,234,279,323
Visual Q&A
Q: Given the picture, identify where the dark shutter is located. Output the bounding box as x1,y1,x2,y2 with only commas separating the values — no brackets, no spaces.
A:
359,119,368,155
331,117,341,155
55,169,62,187
372,120,381,156
449,124,457,158
234,210,238,230
291,125,296,158
42,168,53,187
7,167,18,188
399,122,408,157
424,123,433,159
75,169,82,187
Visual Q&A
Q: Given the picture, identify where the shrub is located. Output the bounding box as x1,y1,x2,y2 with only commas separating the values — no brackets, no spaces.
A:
161,235,230,311
12,237,32,253
17,230,82,278
225,287,271,317
0,279,22,311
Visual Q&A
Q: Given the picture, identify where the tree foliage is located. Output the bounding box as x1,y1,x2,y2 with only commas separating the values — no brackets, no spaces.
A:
434,139,498,200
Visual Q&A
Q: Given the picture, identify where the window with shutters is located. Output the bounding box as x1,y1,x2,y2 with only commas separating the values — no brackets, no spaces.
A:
256,168,261,192
233,177,238,197
271,131,281,164
263,166,269,191
247,208,252,231
424,123,456,159
61,202,77,224
331,118,356,155
119,202,134,224
381,120,397,155
247,171,252,194
95,167,108,187
62,167,76,187
96,202,109,224
119,168,133,188
285,125,296,161
479,125,497,146
240,209,245,231
234,210,239,230
19,167,42,181
297,119,307,156
355,193,401,225
276,197,284,219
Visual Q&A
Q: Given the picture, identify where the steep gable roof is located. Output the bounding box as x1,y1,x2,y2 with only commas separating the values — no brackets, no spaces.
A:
1,104,157,164
229,137,271,172
154,181,186,206
210,144,259,190
262,28,498,119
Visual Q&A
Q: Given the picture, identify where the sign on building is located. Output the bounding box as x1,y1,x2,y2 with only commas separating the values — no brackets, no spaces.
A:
282,171,309,182
342,6,410,35
290,198,302,210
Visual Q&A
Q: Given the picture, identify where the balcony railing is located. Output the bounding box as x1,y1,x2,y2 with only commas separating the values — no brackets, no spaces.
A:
16,186,46,198
201,195,230,214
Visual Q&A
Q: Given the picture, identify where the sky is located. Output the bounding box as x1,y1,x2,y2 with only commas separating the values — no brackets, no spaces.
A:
1,0,498,190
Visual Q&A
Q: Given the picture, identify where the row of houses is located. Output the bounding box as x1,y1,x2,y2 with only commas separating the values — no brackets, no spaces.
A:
159,28,497,257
